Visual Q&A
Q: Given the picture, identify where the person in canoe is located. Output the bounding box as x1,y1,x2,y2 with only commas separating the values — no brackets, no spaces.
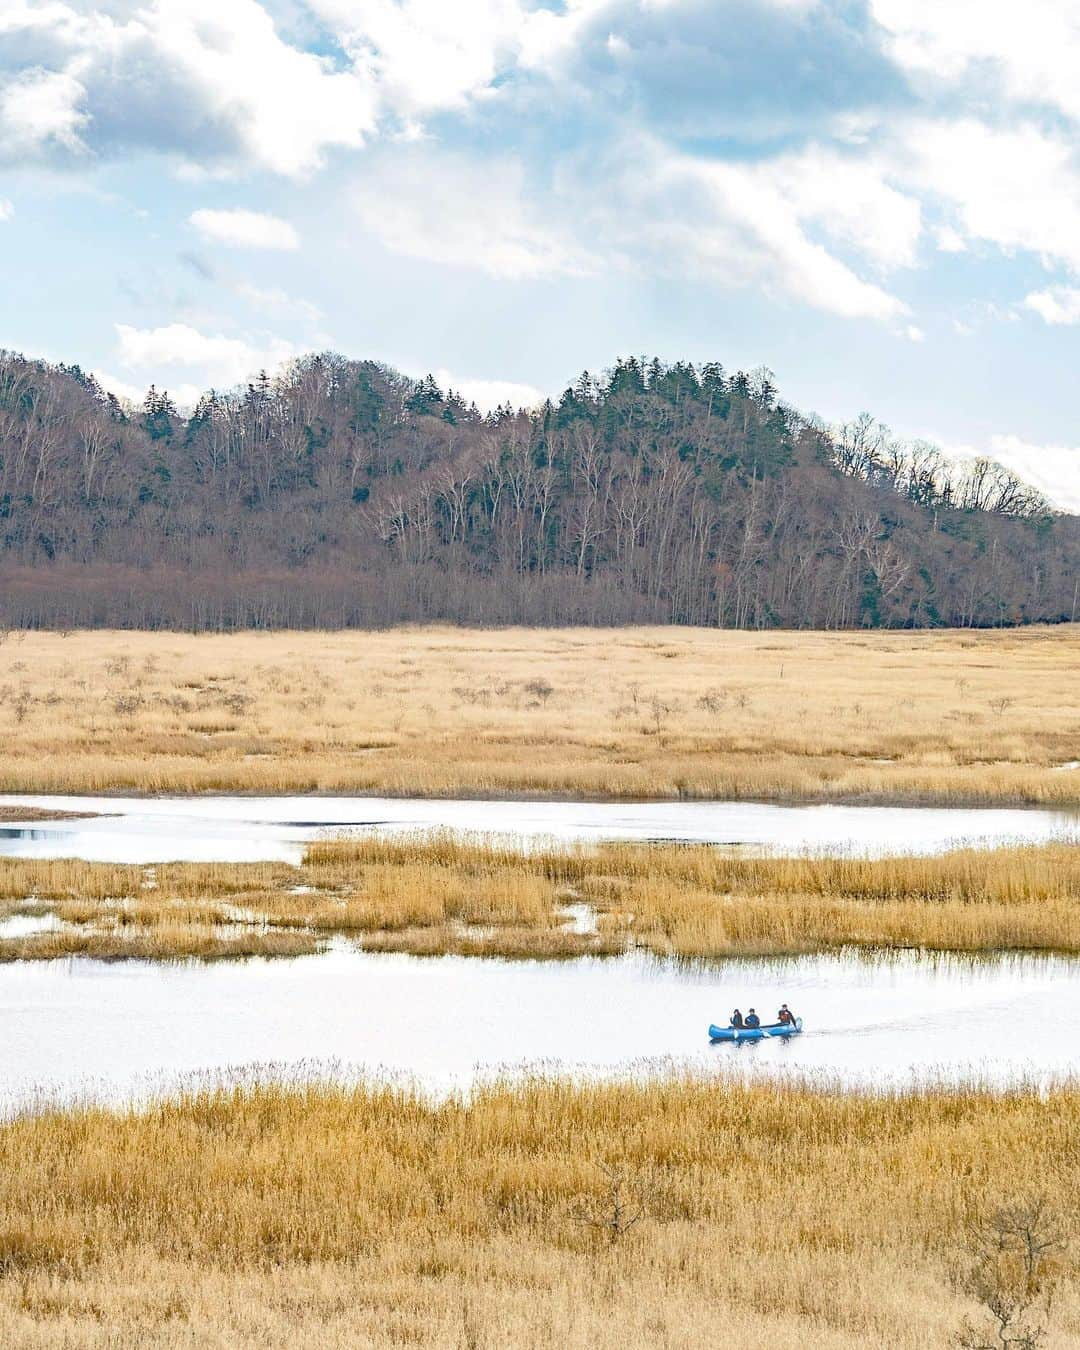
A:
777,1004,797,1027
744,1008,761,1028
729,1009,745,1029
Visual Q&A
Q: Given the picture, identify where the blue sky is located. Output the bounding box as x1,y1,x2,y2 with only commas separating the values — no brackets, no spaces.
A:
2,0,1080,509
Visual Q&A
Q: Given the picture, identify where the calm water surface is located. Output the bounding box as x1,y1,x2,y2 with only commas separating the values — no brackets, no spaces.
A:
0,794,1075,863
1,947,1077,1111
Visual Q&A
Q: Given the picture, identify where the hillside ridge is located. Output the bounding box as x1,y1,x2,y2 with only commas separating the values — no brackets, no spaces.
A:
0,350,1075,630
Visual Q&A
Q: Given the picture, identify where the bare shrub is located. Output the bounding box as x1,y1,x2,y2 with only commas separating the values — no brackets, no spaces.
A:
523,677,554,704
956,1197,1066,1350
571,1162,652,1243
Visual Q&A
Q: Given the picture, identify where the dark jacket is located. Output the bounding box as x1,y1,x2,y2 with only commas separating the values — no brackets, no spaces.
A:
744,1013,761,1028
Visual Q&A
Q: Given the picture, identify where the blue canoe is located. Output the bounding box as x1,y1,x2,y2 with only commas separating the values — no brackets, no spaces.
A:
709,1018,803,1042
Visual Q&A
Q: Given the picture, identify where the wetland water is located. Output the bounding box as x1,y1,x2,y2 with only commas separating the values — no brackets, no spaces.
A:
0,793,1076,1107
0,793,1076,863
1,947,1078,1109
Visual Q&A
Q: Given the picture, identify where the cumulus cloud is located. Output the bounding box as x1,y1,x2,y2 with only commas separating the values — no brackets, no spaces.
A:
351,134,912,320
15,0,1080,355
189,208,299,250
607,140,910,321
114,322,297,391
752,144,922,271
433,368,544,412
0,66,88,157
941,433,1080,514
311,0,529,123
1023,286,1080,325
894,119,1080,274
985,435,1080,514
93,368,153,407
0,0,377,174
872,1,1080,125
0,199,13,221
517,0,905,140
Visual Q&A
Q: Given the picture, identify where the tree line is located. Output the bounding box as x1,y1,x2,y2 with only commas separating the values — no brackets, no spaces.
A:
0,348,1076,630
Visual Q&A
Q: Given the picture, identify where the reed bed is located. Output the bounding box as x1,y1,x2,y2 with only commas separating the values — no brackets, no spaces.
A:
0,626,1077,805
0,1076,1077,1347
0,926,320,962
0,806,105,823
0,834,1078,960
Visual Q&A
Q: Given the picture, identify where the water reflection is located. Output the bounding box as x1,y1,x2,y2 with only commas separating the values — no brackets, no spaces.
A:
0,946,1077,1112
0,794,1074,864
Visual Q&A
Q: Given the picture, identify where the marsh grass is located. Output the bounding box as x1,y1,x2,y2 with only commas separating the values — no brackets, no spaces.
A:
0,807,106,823
0,926,320,962
0,834,1077,960
0,626,1077,805
0,1076,1077,1346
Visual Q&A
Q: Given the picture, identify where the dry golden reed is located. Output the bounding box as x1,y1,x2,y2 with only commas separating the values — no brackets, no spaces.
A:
0,625,1077,805
0,1076,1077,1347
1,833,1078,960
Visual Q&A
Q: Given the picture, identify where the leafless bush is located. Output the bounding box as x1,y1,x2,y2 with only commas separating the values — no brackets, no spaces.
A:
453,685,490,706
570,1163,652,1244
523,677,554,704
648,696,672,735
696,688,727,714
221,691,255,715
956,1197,1066,1350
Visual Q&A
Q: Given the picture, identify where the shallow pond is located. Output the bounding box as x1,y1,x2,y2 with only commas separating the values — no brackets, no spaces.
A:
0,794,1075,863
1,947,1078,1110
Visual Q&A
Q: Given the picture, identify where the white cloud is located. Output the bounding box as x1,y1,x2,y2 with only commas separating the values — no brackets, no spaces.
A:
904,324,924,341
0,66,88,157
895,119,1080,274
353,149,596,279
1023,286,1080,325
622,142,909,321
190,208,299,250
0,0,378,175
350,134,912,318
312,0,530,120
0,199,13,221
934,225,966,253
941,433,1080,514
755,145,922,271
872,2,1080,125
114,322,297,391
986,435,1080,513
433,368,544,411
93,369,151,407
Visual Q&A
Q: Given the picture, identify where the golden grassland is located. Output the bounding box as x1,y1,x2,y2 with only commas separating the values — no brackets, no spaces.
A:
0,625,1077,804
2,833,1078,961
0,1076,1077,1347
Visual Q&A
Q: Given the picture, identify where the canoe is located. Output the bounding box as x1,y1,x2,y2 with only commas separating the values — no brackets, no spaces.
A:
709,1017,803,1042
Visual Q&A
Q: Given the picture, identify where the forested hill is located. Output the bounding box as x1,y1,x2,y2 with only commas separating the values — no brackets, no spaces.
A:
0,349,1076,631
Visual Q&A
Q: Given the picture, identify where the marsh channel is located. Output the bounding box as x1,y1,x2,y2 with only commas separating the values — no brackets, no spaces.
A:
0,793,1076,1108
